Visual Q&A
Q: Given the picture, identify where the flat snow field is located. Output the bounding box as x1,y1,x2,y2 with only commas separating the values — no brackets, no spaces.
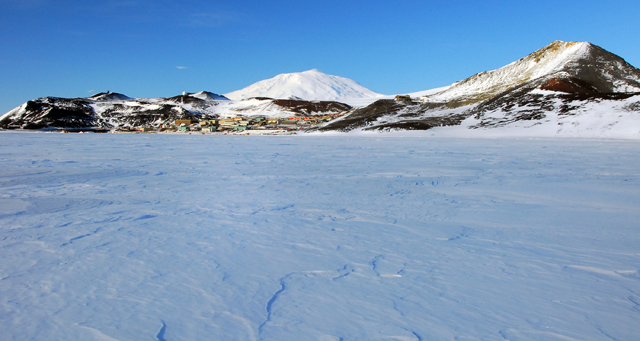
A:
1,132,639,341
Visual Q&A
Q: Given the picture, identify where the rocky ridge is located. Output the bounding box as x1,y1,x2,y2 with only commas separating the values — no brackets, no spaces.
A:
0,92,351,130
313,41,640,137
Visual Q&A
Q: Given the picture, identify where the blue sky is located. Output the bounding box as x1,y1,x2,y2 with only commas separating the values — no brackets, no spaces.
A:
1,0,639,113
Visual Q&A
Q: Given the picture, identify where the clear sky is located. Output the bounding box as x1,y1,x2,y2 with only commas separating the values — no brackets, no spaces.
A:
1,0,639,113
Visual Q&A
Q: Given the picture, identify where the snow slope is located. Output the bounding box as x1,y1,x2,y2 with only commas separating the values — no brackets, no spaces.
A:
1,132,640,340
224,69,384,104
322,92,640,139
425,41,640,104
313,41,640,137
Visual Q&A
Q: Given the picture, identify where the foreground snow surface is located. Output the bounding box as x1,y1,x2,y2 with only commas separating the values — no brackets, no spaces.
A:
1,133,639,341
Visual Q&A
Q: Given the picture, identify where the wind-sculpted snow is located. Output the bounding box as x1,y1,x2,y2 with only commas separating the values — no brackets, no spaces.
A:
1,132,640,340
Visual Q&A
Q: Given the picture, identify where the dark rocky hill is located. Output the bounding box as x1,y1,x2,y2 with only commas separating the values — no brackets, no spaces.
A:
0,92,350,130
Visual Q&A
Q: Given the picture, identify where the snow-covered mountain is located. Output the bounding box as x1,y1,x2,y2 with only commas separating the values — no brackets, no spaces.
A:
315,40,640,138
224,69,383,104
422,41,640,106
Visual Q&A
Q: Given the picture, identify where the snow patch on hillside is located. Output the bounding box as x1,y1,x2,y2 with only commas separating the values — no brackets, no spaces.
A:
425,94,640,139
0,102,28,121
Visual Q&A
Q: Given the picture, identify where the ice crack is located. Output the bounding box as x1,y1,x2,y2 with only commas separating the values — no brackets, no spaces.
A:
61,227,103,247
156,320,167,341
596,326,622,341
407,329,424,341
61,234,91,247
629,295,640,312
370,255,383,276
258,274,291,337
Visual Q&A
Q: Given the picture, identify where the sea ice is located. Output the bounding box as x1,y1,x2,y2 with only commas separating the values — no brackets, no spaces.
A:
0,132,639,340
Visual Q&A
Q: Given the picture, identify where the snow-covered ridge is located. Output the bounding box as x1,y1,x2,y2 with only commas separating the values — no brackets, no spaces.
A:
420,40,640,106
425,41,591,103
224,69,383,104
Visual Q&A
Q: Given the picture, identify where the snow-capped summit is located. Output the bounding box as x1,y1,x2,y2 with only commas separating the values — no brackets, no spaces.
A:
88,92,133,102
188,91,229,101
426,40,640,105
223,69,383,104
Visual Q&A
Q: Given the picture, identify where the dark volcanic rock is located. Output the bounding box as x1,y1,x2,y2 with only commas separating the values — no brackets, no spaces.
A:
271,99,351,116
314,99,462,132
164,95,208,105
0,96,207,130
97,103,204,128
1,92,352,130
363,113,470,132
560,43,640,93
0,97,100,129
314,100,406,132
88,92,133,101
540,77,600,94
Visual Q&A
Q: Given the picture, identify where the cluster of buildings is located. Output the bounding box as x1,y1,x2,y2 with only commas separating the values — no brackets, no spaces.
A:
127,113,344,134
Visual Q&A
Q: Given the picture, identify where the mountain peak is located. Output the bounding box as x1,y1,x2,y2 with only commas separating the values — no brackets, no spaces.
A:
425,40,640,105
523,40,589,64
88,92,133,101
188,91,229,101
223,70,382,103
